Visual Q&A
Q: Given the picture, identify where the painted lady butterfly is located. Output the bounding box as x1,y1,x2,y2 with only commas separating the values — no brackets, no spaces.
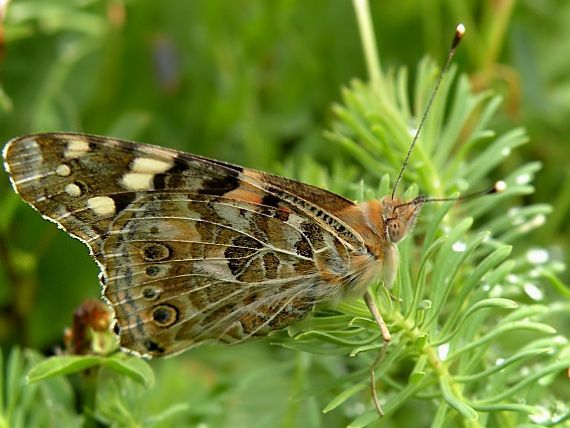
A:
3,131,414,357
3,24,472,417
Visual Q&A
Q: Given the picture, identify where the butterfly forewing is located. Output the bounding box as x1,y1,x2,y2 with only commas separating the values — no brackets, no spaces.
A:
3,132,373,357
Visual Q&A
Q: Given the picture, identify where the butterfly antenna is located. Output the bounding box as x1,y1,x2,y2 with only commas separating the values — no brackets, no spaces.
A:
395,181,506,210
391,23,465,200
422,180,506,203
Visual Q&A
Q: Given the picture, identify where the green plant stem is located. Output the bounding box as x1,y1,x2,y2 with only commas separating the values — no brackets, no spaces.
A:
390,311,480,426
352,0,383,88
283,352,309,428
80,367,101,428
481,0,516,73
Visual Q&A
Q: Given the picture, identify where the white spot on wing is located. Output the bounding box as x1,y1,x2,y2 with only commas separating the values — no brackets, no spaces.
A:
56,164,71,176
131,157,173,174
64,183,82,197
22,138,40,151
121,172,154,190
87,196,116,216
64,139,90,159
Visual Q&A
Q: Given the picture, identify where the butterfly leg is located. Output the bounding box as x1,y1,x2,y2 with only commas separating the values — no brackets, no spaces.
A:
363,291,392,417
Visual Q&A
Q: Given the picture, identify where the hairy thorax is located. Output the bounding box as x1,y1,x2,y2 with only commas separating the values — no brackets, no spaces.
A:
334,200,401,298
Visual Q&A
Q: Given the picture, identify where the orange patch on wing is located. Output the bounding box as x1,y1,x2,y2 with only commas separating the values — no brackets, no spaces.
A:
224,185,264,204
242,170,264,180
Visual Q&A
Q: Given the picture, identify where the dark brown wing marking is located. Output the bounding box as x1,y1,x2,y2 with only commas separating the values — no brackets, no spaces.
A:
103,195,350,356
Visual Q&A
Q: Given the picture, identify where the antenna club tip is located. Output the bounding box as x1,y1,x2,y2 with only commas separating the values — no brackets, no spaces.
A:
451,24,465,49
456,23,466,37
493,181,507,193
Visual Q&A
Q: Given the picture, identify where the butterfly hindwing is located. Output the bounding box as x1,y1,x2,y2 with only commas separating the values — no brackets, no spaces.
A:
104,194,354,356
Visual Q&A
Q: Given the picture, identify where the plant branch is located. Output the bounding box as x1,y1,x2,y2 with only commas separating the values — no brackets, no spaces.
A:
352,0,382,88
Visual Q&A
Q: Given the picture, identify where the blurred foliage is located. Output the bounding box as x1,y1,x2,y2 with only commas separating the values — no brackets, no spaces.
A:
0,0,569,427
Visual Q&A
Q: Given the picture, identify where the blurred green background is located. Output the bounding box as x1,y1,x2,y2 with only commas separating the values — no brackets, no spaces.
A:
0,0,569,426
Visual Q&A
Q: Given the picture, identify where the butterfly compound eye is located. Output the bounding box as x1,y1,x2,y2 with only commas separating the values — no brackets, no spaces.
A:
387,219,405,243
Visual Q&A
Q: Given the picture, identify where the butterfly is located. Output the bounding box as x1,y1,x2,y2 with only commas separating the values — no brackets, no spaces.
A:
3,24,476,417
3,132,422,360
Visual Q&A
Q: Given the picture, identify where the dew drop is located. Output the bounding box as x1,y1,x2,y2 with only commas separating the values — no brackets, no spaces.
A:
529,268,542,278
507,274,519,284
518,214,546,232
516,174,531,185
532,214,546,227
526,248,549,264
523,282,544,301
501,147,511,156
437,343,450,360
529,406,551,424
495,180,507,192
452,241,466,252
495,358,505,365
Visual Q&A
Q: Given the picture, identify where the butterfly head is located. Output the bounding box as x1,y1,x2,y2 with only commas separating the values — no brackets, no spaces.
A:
382,180,505,244
382,195,425,243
